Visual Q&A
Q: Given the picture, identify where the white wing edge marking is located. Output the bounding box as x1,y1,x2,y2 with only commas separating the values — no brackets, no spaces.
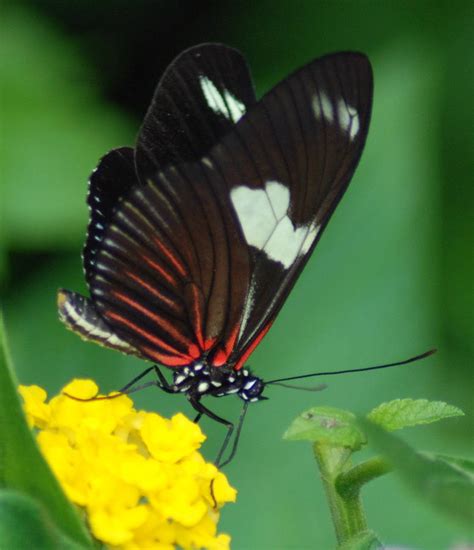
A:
62,299,132,350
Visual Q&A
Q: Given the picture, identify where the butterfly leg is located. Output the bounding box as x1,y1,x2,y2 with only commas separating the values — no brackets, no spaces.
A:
188,397,234,468
152,365,178,394
114,366,177,396
216,401,250,469
116,366,156,393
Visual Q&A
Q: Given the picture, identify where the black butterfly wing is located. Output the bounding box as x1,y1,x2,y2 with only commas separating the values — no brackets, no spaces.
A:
60,147,145,353
85,159,251,367
135,43,257,182
83,44,256,286
61,44,257,361
60,47,373,374
83,147,138,286
204,51,374,368
85,52,372,370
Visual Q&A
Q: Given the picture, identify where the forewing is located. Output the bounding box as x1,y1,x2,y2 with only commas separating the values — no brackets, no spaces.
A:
205,52,373,368
135,43,257,182
84,44,256,287
68,45,257,367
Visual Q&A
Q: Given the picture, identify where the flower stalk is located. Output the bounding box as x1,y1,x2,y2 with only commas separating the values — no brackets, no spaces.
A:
312,443,368,545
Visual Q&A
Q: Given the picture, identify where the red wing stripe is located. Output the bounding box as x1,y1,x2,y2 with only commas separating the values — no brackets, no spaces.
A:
104,311,191,359
185,283,206,350
211,349,228,367
234,322,273,371
152,237,188,277
111,291,194,349
187,343,201,359
125,271,181,313
211,324,240,367
142,255,176,285
141,346,192,367
203,337,216,351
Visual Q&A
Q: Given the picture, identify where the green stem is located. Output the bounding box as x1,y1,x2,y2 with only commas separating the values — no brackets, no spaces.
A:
313,443,368,545
336,456,392,499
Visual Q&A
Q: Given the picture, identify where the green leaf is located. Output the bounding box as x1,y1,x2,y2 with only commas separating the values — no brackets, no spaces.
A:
0,316,92,547
284,406,366,450
367,398,464,431
338,530,382,550
0,490,86,550
361,418,474,529
1,7,134,250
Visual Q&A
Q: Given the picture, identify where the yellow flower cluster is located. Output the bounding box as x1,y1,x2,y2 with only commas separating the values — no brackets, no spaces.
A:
19,379,236,550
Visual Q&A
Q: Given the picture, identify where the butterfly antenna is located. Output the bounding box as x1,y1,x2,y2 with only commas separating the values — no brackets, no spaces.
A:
266,349,436,385
269,382,327,391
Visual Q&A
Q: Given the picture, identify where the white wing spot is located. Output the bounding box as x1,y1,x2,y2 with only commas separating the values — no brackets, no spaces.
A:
338,101,360,141
312,92,334,123
266,180,290,219
301,222,320,254
199,76,246,123
202,157,214,169
348,105,358,117
230,185,276,249
312,95,321,119
231,181,318,269
320,92,334,122
349,107,360,140
264,218,309,269
338,100,351,132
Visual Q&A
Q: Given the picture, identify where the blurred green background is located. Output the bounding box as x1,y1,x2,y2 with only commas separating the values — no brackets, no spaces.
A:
1,1,473,548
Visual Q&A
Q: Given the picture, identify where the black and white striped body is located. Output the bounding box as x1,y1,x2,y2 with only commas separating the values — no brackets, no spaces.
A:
172,362,265,403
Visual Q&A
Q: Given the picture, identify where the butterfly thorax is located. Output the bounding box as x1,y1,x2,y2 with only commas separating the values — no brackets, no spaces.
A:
172,361,266,402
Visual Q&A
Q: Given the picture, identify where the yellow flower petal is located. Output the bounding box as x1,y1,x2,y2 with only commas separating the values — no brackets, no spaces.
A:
18,384,50,428
140,412,205,463
62,378,98,399
20,380,235,549
212,472,238,504
89,504,148,546
119,453,168,493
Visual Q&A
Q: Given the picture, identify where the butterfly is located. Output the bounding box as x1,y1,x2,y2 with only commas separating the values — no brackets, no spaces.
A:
58,43,373,465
